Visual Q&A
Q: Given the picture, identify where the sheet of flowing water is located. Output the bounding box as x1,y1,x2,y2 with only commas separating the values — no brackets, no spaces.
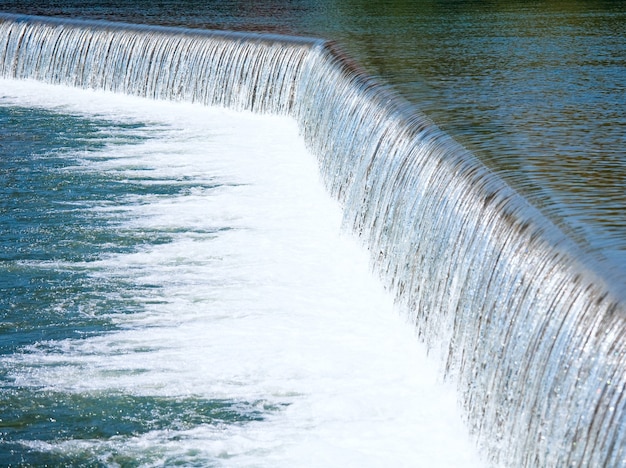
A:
0,79,483,466
2,0,624,283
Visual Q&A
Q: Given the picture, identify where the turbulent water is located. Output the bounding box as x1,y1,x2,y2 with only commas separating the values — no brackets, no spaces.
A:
1,10,625,468
0,79,482,466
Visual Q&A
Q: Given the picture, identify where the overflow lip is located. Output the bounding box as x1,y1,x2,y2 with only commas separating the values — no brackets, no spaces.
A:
307,37,626,308
0,12,326,49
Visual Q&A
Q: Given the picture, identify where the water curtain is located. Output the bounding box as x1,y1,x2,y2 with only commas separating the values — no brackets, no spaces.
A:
1,13,624,466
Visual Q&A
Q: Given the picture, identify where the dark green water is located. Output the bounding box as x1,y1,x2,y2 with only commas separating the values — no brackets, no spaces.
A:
1,1,624,278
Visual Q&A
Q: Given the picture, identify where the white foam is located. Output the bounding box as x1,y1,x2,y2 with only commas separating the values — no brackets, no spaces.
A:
1,79,484,466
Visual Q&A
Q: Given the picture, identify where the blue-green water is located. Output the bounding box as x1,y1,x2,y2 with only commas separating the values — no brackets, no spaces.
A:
0,107,147,465
1,390,272,466
0,103,293,466
1,107,149,354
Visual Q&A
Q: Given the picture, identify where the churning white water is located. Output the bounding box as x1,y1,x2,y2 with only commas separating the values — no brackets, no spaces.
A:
0,79,484,466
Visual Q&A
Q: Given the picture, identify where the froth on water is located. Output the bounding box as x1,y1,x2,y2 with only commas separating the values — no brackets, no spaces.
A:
0,80,483,466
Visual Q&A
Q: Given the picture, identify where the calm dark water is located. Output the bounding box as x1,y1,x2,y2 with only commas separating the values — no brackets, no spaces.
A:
1,0,625,279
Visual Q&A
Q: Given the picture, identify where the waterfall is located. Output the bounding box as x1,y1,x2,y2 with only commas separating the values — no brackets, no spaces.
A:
1,13,624,466
295,43,626,466
0,13,320,113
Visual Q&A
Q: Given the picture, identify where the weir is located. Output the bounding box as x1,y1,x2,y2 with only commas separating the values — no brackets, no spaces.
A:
0,13,624,466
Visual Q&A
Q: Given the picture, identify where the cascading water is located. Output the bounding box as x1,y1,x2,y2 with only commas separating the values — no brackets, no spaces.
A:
0,13,318,113
295,44,626,466
0,13,624,466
